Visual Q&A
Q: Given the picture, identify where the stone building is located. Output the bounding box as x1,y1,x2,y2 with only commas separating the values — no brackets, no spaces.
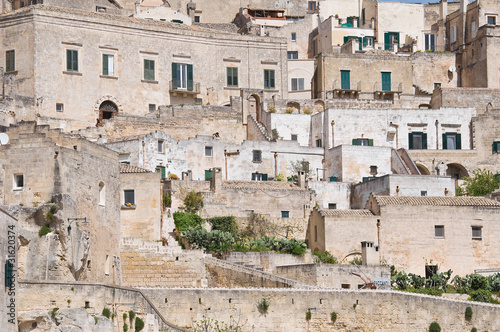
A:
0,122,121,283
308,194,500,276
0,5,287,129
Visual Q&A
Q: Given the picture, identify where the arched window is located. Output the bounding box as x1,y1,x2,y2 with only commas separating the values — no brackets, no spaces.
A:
99,181,105,206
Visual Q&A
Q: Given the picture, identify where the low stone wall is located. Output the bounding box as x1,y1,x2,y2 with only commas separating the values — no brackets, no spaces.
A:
275,263,391,289
222,251,313,273
120,239,206,288
205,256,312,289
142,287,500,331
18,281,181,331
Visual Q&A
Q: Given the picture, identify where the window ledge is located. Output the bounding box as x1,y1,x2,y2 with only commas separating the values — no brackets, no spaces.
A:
100,75,118,80
224,87,239,90
99,203,105,207
63,71,82,76
264,89,279,92
142,79,158,84
5,71,18,75
121,205,137,210
13,188,24,191
252,160,262,163
472,237,482,240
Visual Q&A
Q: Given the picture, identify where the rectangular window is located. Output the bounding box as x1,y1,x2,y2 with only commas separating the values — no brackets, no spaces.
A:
252,150,262,162
144,59,155,81
264,69,275,89
172,62,194,91
251,172,267,181
226,67,238,87
340,70,350,90
316,139,322,147
6,50,15,72
194,16,200,23
352,138,373,146
425,34,435,52
158,139,164,153
451,26,457,43
14,174,24,190
291,78,304,91
471,21,477,38
291,134,298,141
328,203,337,209
488,16,496,25
408,132,428,150
381,72,391,91
435,225,444,238
384,32,399,50
56,103,64,112
102,54,114,76
149,104,156,112
66,49,78,72
492,141,500,154
96,6,106,12
308,1,316,11
442,133,461,150
281,211,290,218
291,32,296,41
287,51,298,60
205,146,213,157
421,191,427,196
472,226,482,240
124,190,135,205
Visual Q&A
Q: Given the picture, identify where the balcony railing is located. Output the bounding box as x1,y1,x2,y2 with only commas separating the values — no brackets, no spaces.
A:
169,80,200,95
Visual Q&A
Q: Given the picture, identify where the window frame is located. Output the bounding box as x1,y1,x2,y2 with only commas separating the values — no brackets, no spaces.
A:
291,32,297,41
281,211,290,218
442,132,461,150
66,49,79,72
408,132,428,150
264,69,275,89
123,189,135,206
291,78,304,91
471,226,482,240
308,1,316,11
56,103,64,112
424,33,436,52
158,139,164,153
6,50,15,73
291,134,298,141
226,67,238,87
252,150,262,163
287,51,298,60
102,54,114,76
13,174,24,190
143,58,156,81
451,25,457,43
205,146,213,157
434,225,444,238
487,16,496,25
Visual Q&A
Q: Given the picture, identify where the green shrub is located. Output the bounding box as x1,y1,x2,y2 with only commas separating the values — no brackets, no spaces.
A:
123,323,129,332
271,128,279,139
94,317,98,324
50,308,58,318
182,190,204,213
313,251,338,264
285,108,294,114
268,106,276,113
429,321,441,332
39,226,52,237
207,216,238,235
305,310,312,321
471,327,477,332
173,212,203,233
162,193,171,208
123,313,127,321
303,107,312,115
465,306,473,321
349,257,362,265
135,317,144,332
330,311,337,323
274,173,286,181
46,211,53,220
257,298,269,313
128,311,135,324
50,205,57,214
468,289,499,304
102,307,111,319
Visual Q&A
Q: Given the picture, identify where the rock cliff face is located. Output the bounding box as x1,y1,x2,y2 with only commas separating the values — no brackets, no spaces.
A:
18,308,113,332
3,194,90,282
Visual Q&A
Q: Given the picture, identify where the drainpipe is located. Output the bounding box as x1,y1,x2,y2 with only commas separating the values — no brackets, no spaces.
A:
274,152,278,178
224,150,228,180
389,122,399,149
377,219,381,263
435,120,439,149
331,120,335,148
142,141,145,168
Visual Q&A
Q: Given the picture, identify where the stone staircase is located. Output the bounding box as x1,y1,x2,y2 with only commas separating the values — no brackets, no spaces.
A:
397,148,421,175
247,114,272,141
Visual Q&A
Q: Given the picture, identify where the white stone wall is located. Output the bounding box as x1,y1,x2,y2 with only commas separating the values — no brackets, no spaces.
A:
308,181,351,210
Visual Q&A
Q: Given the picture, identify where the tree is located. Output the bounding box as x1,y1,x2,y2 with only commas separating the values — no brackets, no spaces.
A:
182,190,204,213
457,169,500,196
290,159,311,178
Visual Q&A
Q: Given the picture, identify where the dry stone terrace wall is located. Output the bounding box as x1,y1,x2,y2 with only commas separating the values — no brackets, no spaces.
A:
142,287,500,331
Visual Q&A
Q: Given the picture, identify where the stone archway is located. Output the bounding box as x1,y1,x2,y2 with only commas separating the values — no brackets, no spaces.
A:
446,163,469,179
314,100,325,113
249,94,261,122
93,95,123,126
416,163,431,175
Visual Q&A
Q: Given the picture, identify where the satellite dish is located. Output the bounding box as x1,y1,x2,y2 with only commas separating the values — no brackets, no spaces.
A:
0,133,9,145
449,65,456,72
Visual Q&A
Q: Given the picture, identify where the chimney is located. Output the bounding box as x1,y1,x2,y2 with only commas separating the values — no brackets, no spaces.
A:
460,0,467,45
361,241,379,266
210,167,222,192
298,171,306,189
440,0,448,21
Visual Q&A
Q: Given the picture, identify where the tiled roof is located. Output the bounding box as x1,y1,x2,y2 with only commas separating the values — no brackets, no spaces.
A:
119,164,151,174
320,209,374,217
372,195,500,207
222,181,305,191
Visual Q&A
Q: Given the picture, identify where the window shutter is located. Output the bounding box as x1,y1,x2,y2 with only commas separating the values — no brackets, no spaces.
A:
362,8,365,25
341,70,350,90
422,133,428,149
66,49,71,71
442,134,447,149
493,141,499,154
73,51,78,72
187,64,193,91
408,133,414,150
270,70,275,89
358,37,362,50
456,133,461,149
368,139,374,146
172,62,178,89
234,67,238,87
384,32,390,50
226,67,231,86
352,139,358,145
262,174,268,181
103,54,108,76
291,78,297,91
344,36,348,44
299,78,304,90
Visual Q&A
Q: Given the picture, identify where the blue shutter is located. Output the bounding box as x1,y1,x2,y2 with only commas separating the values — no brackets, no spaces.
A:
382,72,391,91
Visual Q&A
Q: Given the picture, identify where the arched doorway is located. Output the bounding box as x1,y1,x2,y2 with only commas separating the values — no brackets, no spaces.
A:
97,101,118,126
249,94,261,122
286,101,300,113
314,100,325,113
446,163,469,180
416,163,431,175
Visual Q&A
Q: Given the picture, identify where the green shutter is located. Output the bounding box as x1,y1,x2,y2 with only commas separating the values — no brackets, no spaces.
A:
422,133,428,149
5,260,13,287
384,33,390,50
341,70,350,90
66,49,71,71
187,64,193,91
362,8,365,25
73,50,78,72
205,170,213,180
103,54,108,76
358,37,363,50
456,133,461,149
160,167,166,179
270,70,275,89
226,67,231,86
6,50,14,72
172,62,178,89
368,139,374,146
442,134,447,149
344,36,348,44
352,139,358,145
233,67,238,87
493,142,499,154
408,133,414,150
382,72,391,91
262,174,268,181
